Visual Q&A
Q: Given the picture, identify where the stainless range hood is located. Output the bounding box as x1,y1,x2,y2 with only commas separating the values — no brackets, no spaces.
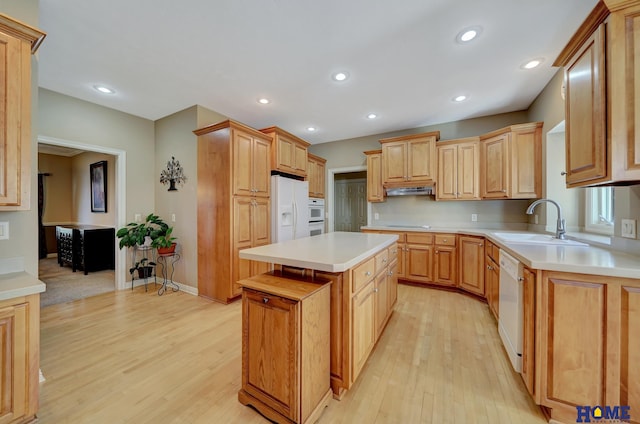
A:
384,186,434,196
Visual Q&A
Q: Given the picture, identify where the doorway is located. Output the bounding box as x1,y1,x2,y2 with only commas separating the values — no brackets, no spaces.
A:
327,166,369,233
37,136,127,300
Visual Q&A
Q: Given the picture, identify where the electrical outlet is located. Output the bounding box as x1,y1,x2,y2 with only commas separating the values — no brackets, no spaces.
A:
621,219,637,239
171,213,176,222
134,214,141,223
374,213,379,220
0,222,8,240
471,214,477,222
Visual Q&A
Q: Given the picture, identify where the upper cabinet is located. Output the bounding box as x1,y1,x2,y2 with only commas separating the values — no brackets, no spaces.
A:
380,131,439,187
307,153,326,198
260,126,309,178
436,137,480,200
480,122,542,199
0,15,45,211
555,1,640,187
365,150,384,202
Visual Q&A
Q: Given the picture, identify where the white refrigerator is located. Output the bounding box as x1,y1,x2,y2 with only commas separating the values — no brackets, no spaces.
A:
271,175,310,242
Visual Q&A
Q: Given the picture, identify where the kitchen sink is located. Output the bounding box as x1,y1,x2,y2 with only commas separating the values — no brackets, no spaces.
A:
491,232,588,246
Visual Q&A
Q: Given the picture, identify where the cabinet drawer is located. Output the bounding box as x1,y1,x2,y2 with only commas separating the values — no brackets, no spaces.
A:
406,233,433,245
387,232,405,243
352,257,375,293
374,249,389,276
435,234,456,246
387,244,398,262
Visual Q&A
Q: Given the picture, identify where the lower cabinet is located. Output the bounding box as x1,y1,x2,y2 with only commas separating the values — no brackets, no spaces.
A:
352,279,376,379
405,233,434,283
485,243,500,320
521,267,536,397
0,294,39,424
458,235,485,295
539,271,640,424
433,234,457,286
238,273,332,424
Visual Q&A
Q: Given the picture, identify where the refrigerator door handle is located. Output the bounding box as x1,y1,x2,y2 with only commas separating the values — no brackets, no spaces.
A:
292,201,297,235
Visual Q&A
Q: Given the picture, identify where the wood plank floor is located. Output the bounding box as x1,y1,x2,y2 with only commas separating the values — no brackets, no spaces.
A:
39,284,547,423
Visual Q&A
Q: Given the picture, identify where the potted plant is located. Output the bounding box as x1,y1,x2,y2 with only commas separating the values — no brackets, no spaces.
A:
130,257,155,279
116,213,169,249
152,226,177,254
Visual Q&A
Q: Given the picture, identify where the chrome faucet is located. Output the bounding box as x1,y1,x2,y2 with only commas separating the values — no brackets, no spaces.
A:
526,199,566,240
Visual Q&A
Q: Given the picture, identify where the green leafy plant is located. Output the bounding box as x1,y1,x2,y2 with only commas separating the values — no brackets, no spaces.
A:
151,226,176,249
129,257,155,278
116,213,170,249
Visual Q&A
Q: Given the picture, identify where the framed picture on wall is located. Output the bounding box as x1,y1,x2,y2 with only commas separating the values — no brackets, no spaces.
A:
90,161,107,213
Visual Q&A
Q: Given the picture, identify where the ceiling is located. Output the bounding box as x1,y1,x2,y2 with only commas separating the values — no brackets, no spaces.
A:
37,0,598,145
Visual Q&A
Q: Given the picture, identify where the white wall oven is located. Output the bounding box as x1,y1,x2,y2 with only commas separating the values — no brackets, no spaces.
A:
309,198,325,236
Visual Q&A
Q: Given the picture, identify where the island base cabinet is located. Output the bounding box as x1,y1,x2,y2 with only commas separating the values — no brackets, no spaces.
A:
0,294,39,424
539,271,640,424
351,280,376,380
238,275,332,424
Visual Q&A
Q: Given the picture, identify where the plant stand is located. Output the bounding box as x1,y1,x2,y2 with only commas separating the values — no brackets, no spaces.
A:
156,252,180,295
131,245,156,291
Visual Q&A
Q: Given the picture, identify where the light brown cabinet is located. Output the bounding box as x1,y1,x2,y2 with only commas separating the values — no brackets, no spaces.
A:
307,153,326,198
480,122,542,199
0,293,40,424
538,270,640,424
555,1,640,187
521,267,536,398
436,137,480,200
485,240,500,319
433,234,456,286
351,279,376,379
405,233,434,283
260,126,309,178
0,15,45,210
195,120,272,303
365,150,384,202
238,272,332,424
458,235,485,296
380,131,439,187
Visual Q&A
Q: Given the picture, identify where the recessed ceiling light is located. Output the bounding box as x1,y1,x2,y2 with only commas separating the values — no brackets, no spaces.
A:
522,59,543,70
367,113,378,120
456,26,482,44
307,126,317,132
332,72,349,82
93,85,115,94
453,95,468,102
257,98,270,105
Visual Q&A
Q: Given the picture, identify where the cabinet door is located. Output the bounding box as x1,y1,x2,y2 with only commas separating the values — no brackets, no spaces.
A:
541,275,606,414
458,236,485,296
252,198,270,246
620,286,640,422
564,24,607,186
293,143,308,176
315,161,325,198
485,256,499,319
374,272,389,337
387,260,398,311
396,243,406,279
252,136,271,197
521,267,536,397
243,290,297,419
407,137,436,183
0,303,28,423
382,142,407,184
366,152,384,202
433,246,456,286
351,281,375,379
406,243,433,283
457,141,480,200
233,197,254,297
481,134,509,198
437,145,457,200
277,136,295,172
233,130,255,197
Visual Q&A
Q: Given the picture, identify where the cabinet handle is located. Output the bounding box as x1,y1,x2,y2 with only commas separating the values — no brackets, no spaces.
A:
262,297,269,304
388,270,393,276
365,271,371,276
487,265,493,270
518,277,524,282
374,288,379,293
502,189,506,193
443,239,447,242
478,243,483,246
560,171,567,176
382,258,387,263
435,250,439,254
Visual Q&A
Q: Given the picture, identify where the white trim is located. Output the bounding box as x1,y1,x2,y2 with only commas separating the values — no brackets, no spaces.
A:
327,165,368,233
37,135,128,290
126,278,198,296
584,187,614,236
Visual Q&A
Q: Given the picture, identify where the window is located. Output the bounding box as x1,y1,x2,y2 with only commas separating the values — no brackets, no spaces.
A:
585,187,614,235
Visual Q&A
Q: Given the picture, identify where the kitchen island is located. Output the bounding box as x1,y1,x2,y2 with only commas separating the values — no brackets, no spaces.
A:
239,231,399,399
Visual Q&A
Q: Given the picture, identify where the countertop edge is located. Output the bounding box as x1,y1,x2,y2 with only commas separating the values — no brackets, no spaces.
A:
0,272,46,302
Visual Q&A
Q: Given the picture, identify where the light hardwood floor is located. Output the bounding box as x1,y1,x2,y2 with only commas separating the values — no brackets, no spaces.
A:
39,284,547,424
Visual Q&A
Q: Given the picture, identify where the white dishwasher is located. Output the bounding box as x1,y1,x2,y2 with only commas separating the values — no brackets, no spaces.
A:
498,249,524,373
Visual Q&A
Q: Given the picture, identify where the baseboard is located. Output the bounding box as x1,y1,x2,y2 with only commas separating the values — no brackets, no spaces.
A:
46,253,58,259
122,278,198,296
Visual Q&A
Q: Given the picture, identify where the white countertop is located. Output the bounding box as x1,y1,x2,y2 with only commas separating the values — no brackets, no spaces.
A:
362,225,640,279
239,232,399,273
0,272,46,301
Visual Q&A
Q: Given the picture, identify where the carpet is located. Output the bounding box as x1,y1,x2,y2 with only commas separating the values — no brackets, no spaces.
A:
38,257,115,308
